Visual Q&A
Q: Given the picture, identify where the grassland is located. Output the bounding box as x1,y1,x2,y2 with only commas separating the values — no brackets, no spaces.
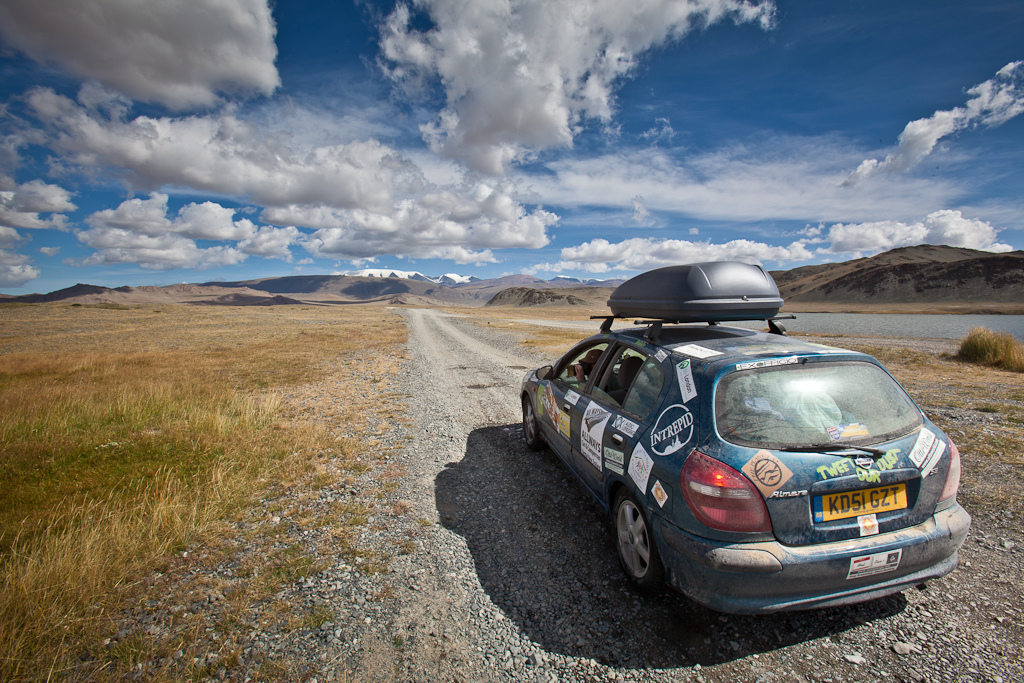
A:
0,303,406,681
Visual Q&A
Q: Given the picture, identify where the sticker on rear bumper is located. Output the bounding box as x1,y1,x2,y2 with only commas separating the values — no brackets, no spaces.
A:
857,513,879,536
847,549,902,580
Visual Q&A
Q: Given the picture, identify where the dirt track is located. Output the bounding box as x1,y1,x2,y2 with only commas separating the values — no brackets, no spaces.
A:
355,309,1022,682
111,308,1023,682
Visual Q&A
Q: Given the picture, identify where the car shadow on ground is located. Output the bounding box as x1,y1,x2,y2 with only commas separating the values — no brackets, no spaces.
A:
435,425,907,669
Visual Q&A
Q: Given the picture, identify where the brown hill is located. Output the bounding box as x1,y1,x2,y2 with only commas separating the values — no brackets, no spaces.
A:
485,287,588,307
202,275,485,306
193,293,306,306
771,245,1024,305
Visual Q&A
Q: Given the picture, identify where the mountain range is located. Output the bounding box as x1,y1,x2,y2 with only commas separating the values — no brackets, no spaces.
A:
2,245,1022,311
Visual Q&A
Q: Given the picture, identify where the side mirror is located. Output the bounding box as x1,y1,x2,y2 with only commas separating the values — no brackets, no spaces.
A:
536,365,553,381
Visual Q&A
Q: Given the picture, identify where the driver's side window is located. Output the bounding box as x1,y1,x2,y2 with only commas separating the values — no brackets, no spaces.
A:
555,343,609,389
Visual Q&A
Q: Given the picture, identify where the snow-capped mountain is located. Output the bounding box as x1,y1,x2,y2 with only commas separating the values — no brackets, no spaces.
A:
341,269,480,285
437,273,481,285
341,268,434,282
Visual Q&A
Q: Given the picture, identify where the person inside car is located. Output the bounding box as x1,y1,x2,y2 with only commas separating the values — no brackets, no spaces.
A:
572,348,604,383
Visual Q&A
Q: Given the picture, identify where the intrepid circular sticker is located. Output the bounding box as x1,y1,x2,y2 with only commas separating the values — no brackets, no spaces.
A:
649,404,694,456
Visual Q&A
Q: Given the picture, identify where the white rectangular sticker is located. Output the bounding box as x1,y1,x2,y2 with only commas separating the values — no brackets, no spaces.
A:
612,415,639,437
677,344,722,359
909,428,946,478
603,447,625,475
565,390,581,406
628,443,654,493
847,549,902,580
581,402,611,470
676,359,697,403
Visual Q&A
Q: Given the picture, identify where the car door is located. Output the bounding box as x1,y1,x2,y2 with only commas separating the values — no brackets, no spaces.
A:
535,341,611,467
571,344,668,499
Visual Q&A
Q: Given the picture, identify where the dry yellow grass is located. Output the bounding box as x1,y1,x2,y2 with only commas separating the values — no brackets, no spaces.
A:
956,326,1024,372
0,303,406,682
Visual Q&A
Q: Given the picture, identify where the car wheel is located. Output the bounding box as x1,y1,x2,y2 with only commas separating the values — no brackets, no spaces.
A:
522,394,545,451
614,489,664,592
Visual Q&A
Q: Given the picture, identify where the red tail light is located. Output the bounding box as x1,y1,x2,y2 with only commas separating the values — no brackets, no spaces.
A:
681,450,771,533
939,440,961,503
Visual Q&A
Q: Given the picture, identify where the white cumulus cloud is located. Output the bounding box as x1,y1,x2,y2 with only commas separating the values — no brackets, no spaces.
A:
0,180,76,231
23,89,558,265
80,193,298,269
826,210,1013,255
273,179,556,263
381,0,775,174
551,236,811,273
0,0,279,110
845,61,1024,185
0,248,39,286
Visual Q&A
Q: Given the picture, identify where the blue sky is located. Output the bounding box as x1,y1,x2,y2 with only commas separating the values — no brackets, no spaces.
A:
0,0,1021,294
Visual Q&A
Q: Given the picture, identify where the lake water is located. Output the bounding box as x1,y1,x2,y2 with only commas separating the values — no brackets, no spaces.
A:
730,313,1024,341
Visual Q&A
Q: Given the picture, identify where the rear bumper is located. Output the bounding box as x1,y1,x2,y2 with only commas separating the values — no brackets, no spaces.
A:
655,503,971,613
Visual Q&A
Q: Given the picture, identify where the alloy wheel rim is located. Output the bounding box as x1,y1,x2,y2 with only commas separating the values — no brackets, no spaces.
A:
617,500,650,578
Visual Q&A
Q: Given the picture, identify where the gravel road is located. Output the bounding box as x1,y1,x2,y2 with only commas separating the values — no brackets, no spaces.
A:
126,309,1022,683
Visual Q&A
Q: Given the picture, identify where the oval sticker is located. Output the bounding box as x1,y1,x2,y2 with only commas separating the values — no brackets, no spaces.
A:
649,404,694,456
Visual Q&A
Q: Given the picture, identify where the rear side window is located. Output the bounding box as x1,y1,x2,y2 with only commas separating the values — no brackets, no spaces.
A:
715,361,921,448
622,357,665,418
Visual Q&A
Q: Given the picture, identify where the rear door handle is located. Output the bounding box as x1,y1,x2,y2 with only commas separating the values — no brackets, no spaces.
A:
611,434,624,447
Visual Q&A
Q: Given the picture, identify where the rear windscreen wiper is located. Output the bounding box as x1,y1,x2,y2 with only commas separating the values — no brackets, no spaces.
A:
779,443,888,458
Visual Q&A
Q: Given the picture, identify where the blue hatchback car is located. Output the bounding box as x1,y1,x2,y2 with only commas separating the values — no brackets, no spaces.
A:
520,262,970,613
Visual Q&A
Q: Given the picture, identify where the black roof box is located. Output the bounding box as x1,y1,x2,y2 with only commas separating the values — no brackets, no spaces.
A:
607,262,784,322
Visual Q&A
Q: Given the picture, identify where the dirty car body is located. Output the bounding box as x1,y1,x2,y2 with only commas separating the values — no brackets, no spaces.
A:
519,262,970,613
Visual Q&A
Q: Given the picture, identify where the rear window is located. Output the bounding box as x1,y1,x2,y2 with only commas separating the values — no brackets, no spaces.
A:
715,361,922,448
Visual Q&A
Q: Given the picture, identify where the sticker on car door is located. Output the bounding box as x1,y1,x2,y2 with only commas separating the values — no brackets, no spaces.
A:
580,402,611,469
628,443,654,493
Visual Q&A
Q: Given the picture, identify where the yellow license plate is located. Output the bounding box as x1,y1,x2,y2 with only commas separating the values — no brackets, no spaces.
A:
813,483,908,522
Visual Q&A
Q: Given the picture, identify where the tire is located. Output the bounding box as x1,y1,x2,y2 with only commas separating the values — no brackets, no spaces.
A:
522,394,545,451
613,489,665,593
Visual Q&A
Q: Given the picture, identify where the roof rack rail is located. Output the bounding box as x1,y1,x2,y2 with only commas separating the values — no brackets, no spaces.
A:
590,314,796,341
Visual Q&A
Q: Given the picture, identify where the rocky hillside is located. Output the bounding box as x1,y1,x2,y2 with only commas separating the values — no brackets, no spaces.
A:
484,287,588,307
771,245,1024,304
